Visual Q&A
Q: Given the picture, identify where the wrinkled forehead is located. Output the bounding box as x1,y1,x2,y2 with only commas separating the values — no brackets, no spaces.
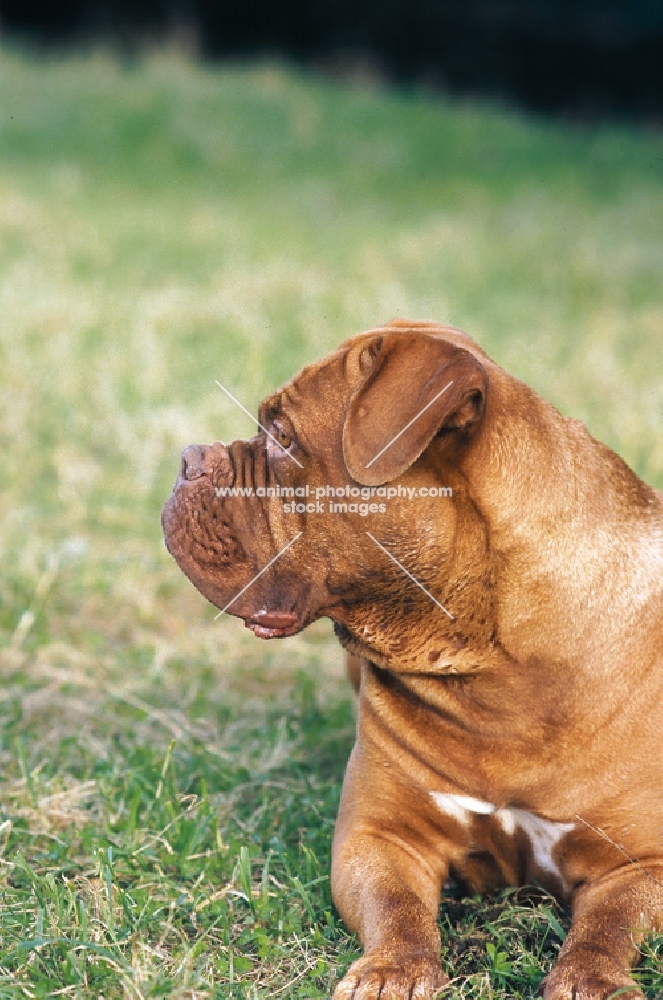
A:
257,344,353,427
257,323,491,431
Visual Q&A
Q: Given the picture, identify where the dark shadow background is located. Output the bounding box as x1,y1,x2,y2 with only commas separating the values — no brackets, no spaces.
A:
1,0,663,119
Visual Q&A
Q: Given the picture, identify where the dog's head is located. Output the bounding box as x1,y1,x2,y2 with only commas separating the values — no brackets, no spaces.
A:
162,321,494,668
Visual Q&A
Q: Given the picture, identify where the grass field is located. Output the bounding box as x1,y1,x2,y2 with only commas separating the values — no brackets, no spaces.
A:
0,42,662,998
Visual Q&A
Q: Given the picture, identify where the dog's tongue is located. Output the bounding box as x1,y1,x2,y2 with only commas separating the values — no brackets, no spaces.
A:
243,611,298,639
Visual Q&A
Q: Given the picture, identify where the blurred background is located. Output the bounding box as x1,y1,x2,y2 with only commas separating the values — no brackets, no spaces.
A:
0,4,662,997
2,0,663,116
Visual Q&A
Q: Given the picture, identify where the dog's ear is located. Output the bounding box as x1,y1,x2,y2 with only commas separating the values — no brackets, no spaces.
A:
343,332,487,486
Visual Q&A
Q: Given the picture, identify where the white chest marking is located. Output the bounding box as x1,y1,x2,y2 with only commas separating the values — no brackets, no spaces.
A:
430,793,575,883
430,793,497,825
496,808,575,878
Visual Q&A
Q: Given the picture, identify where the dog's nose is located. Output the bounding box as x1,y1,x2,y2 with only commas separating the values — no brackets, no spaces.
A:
179,442,232,483
180,444,208,481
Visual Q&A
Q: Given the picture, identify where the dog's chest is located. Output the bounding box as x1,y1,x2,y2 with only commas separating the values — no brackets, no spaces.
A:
430,792,575,892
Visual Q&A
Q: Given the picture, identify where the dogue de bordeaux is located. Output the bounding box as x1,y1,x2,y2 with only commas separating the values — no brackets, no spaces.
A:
162,319,663,999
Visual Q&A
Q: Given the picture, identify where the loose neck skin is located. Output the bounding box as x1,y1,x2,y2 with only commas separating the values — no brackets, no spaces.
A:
457,364,663,674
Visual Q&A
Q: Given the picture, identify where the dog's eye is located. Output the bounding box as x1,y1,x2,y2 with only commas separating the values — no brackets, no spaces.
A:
271,425,292,450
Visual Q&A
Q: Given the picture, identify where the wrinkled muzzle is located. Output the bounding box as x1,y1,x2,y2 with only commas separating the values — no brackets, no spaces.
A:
161,439,304,638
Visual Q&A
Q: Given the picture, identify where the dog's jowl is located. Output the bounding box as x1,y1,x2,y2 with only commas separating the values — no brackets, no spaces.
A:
162,320,663,1000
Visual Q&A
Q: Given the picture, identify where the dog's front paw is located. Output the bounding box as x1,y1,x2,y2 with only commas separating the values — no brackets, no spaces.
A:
542,951,644,1000
332,950,449,1000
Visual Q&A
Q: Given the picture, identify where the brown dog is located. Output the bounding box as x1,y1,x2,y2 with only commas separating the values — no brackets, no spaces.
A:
162,320,663,999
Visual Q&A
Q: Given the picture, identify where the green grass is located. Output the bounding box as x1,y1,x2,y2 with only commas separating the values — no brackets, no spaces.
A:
0,42,662,997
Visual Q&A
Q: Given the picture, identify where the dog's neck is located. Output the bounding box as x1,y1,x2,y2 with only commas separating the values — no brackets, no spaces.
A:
458,368,663,671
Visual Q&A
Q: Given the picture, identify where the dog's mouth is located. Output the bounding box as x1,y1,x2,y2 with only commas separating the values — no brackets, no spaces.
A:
240,610,300,639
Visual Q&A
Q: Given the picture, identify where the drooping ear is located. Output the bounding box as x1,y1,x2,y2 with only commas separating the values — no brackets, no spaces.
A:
343,332,487,485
